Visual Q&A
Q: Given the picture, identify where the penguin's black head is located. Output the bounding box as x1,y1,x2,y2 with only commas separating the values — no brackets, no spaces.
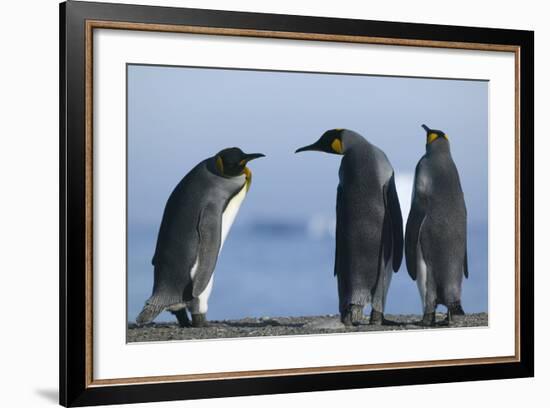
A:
422,124,448,145
295,129,345,155
214,147,265,177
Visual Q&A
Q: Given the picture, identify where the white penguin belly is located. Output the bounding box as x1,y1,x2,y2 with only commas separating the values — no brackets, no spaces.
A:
416,243,428,310
220,184,248,250
190,262,214,314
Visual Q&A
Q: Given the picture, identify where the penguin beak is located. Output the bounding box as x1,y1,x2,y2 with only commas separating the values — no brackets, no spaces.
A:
243,153,265,162
421,124,431,133
295,143,319,153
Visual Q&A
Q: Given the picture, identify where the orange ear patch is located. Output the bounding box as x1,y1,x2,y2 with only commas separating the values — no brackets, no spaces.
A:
243,167,252,191
427,133,439,144
331,138,343,154
216,156,224,174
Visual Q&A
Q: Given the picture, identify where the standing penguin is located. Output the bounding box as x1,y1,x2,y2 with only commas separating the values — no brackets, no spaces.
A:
136,147,265,327
405,124,468,326
296,129,403,326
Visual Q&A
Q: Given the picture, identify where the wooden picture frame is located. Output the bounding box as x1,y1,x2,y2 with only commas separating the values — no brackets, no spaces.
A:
60,1,534,406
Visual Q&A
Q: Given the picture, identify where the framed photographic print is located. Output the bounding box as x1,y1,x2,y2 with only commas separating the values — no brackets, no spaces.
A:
59,0,534,406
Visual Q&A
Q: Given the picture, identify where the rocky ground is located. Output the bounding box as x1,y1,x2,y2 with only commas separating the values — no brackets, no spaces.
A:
127,313,488,342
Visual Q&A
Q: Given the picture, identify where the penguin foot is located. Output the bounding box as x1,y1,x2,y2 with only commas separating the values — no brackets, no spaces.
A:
171,309,191,328
448,303,465,316
136,304,164,326
340,312,352,326
447,303,466,325
341,305,364,326
191,313,209,328
419,312,436,327
369,309,384,326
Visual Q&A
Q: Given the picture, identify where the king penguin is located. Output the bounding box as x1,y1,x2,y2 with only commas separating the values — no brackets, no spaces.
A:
296,129,403,326
136,147,265,327
405,124,468,326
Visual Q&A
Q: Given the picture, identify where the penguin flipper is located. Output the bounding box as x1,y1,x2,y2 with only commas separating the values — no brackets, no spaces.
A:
385,174,404,272
405,199,426,281
192,203,222,298
464,248,469,278
334,185,343,277
463,201,469,278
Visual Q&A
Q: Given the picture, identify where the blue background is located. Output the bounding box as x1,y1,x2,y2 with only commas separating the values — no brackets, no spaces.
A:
127,64,488,322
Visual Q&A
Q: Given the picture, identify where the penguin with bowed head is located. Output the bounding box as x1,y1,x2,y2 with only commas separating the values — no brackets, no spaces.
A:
405,124,468,326
136,147,265,328
295,129,404,326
